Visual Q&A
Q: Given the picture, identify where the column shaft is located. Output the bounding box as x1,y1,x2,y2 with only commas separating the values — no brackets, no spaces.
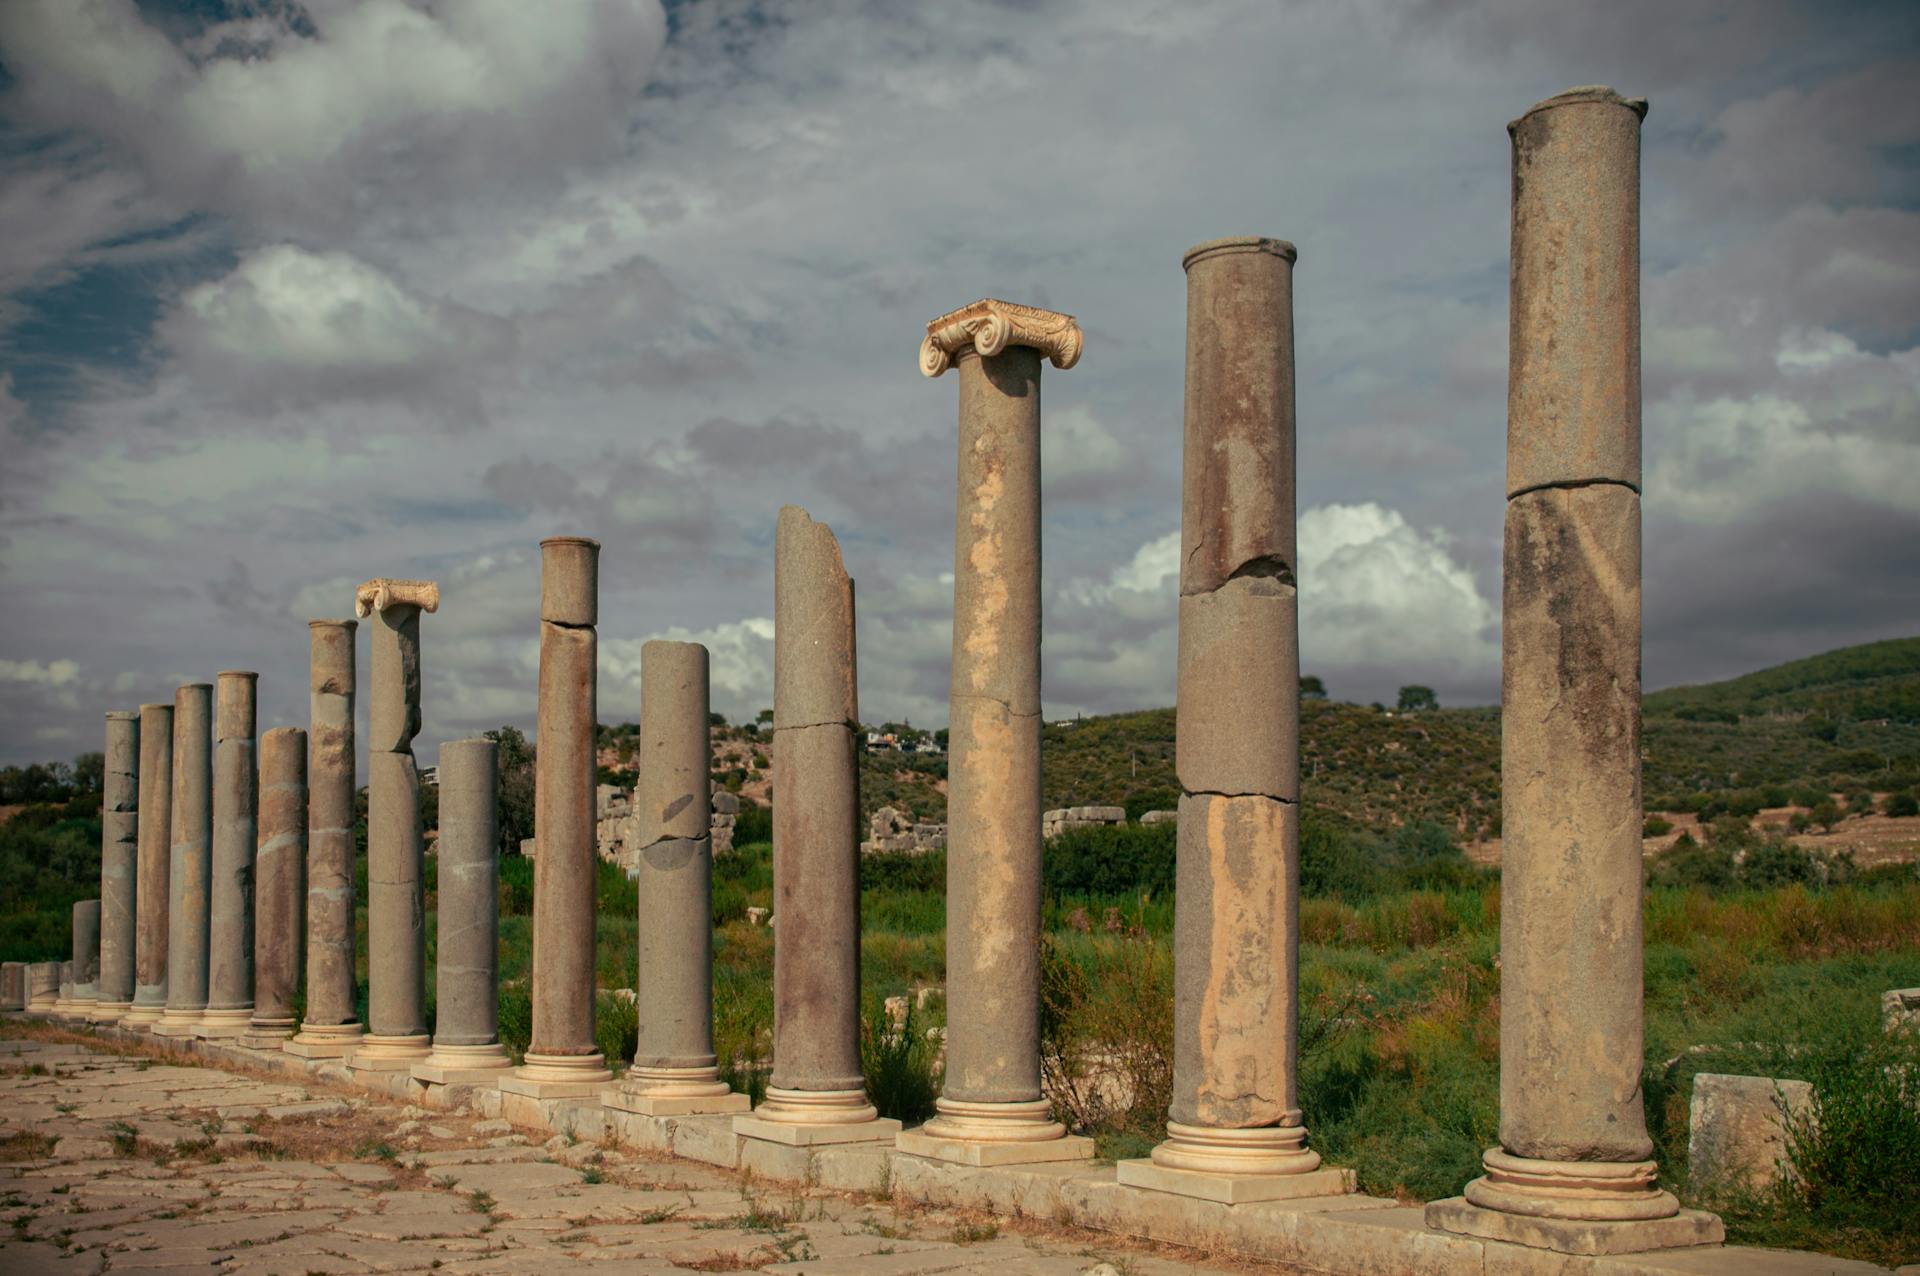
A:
507,539,611,1094
762,505,872,1122
419,737,513,1080
95,710,140,1019
157,683,212,1034
293,619,362,1050
248,727,306,1042
69,899,101,1014
202,670,258,1034
127,702,173,1026
365,600,429,1055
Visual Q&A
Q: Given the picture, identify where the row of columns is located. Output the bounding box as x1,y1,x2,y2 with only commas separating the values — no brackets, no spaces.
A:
3,84,1714,1257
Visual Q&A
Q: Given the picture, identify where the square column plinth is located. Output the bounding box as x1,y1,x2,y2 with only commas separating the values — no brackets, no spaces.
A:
1424,1198,1724,1256
896,1125,1095,1168
1117,1158,1353,1205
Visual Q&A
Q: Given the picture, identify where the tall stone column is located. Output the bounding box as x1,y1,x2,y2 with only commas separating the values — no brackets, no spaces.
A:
739,507,895,1145
415,738,514,1084
26,962,60,1013
1120,238,1347,1202
288,619,365,1057
58,899,101,1020
899,299,1091,1165
505,538,615,1100
155,682,212,1037
199,671,257,1037
124,701,173,1029
351,579,438,1071
609,639,744,1116
1427,87,1721,1254
91,710,139,1023
244,727,306,1046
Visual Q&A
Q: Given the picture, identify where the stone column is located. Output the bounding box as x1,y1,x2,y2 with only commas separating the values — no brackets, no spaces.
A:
155,682,212,1036
26,962,59,1013
288,619,365,1057
244,727,306,1046
351,579,438,1070
609,639,744,1116
199,671,257,1037
91,711,139,1023
504,538,615,1099
415,737,514,1084
1427,88,1721,1254
739,507,896,1144
60,899,101,1020
1,963,25,1011
125,701,173,1029
1120,238,1346,1202
900,300,1091,1165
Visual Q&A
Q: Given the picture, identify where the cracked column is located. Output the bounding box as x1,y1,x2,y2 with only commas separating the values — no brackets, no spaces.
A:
124,700,173,1030
738,506,896,1146
503,539,615,1100
1120,237,1348,1203
244,727,306,1046
155,682,212,1037
289,618,365,1057
91,710,139,1024
608,639,744,1116
199,671,257,1037
1427,87,1722,1255
59,899,100,1020
415,737,514,1085
350,579,438,1072
899,299,1091,1165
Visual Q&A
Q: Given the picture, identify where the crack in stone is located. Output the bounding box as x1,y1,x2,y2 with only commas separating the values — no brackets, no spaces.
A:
1182,787,1298,806
1506,476,1640,501
950,692,1039,719
772,718,859,734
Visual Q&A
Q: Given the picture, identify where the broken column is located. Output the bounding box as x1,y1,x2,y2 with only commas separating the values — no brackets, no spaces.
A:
199,670,257,1037
415,737,514,1084
348,580,438,1072
91,710,139,1024
62,899,101,1020
155,682,212,1037
738,506,895,1145
244,727,306,1046
900,300,1091,1164
1120,237,1346,1202
124,700,173,1029
502,539,614,1099
1,964,24,1011
288,618,365,1057
1426,88,1721,1254
27,962,59,1013
608,639,744,1116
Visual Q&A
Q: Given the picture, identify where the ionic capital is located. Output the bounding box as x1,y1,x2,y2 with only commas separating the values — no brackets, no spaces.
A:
920,299,1082,378
354,578,441,617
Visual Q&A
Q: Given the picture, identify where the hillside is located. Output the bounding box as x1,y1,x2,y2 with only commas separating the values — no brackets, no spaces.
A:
1644,637,1920,724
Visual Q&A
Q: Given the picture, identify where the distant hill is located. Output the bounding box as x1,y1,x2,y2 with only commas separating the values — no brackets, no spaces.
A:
1644,637,1920,725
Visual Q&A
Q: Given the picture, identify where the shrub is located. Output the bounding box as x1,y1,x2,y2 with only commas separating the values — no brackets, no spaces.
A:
1040,922,1174,1153
860,996,941,1124
1644,815,1674,837
1886,791,1920,818
1043,821,1175,897
594,991,638,1068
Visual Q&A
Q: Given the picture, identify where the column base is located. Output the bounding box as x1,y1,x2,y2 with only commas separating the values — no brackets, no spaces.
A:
896,1097,1095,1166
1118,1159,1353,1204
87,1001,132,1026
498,1050,615,1098
120,1003,165,1030
285,1021,366,1058
194,1008,255,1038
736,1086,897,1145
604,1062,745,1115
1426,1198,1724,1256
1464,1148,1680,1221
346,1032,432,1072
151,1008,209,1037
413,1042,515,1085
238,1017,297,1050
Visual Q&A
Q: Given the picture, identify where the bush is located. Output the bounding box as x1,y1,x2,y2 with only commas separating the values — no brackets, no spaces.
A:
1040,922,1174,1154
595,991,638,1068
860,996,941,1124
1043,822,1175,897
1301,815,1384,898
734,799,771,847
1644,815,1674,837
1886,791,1919,818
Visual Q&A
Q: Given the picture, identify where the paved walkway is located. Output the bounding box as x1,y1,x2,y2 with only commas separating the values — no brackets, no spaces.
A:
0,1033,1258,1275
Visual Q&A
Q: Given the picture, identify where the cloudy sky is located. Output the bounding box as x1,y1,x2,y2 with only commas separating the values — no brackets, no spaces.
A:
1,0,1916,768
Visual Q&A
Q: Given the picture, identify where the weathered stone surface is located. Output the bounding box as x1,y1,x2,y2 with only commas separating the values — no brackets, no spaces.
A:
70,898,101,1000
538,535,599,626
766,506,867,1113
27,960,60,1009
1688,1073,1815,1192
429,738,508,1055
0,961,23,1010
1174,578,1299,801
1506,87,1645,496
1041,806,1126,839
366,749,428,1040
203,670,257,1030
527,602,601,1069
157,682,212,1034
297,619,361,1040
96,710,140,1015
1885,987,1920,1034
634,641,711,846
364,600,422,755
128,701,174,1024
249,727,306,1039
1178,236,1298,597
